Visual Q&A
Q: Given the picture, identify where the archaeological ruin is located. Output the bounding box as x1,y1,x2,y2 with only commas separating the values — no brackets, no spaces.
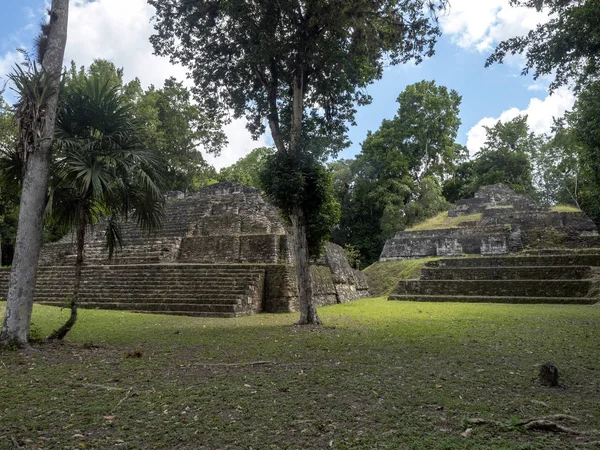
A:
0,182,368,317
380,184,600,260
384,184,600,305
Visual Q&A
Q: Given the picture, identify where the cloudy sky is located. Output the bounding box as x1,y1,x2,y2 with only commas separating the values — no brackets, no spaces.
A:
0,0,574,169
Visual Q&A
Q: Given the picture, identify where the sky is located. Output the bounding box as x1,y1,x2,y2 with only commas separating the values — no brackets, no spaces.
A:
0,0,575,170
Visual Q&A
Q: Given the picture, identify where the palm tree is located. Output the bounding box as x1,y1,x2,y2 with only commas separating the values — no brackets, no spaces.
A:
47,75,164,340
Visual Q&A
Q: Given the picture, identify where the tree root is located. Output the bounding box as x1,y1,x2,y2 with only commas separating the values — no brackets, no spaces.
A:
466,415,593,436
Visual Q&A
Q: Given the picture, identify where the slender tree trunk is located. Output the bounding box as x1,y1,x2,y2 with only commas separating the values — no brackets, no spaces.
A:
291,204,320,325
0,0,69,348
48,205,85,341
289,69,320,325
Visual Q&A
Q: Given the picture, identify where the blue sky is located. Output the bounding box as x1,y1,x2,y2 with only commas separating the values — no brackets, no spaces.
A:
0,0,575,168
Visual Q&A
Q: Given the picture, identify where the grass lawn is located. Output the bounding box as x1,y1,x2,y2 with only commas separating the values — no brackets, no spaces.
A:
363,259,437,297
1,299,599,449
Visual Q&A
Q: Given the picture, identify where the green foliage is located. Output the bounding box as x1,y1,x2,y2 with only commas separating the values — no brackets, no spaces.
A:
150,0,449,156
332,81,462,267
568,81,600,227
260,151,340,257
219,147,274,188
443,116,539,201
139,78,223,191
534,123,582,207
49,71,164,257
64,60,221,192
487,0,600,92
343,244,361,270
8,62,58,164
0,94,19,265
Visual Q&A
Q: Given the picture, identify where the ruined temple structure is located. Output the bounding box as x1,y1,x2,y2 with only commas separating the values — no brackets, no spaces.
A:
380,184,600,261
0,183,368,317
384,184,600,305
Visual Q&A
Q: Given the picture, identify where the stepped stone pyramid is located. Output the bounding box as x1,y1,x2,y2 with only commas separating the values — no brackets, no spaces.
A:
0,182,368,317
384,184,600,305
380,184,599,260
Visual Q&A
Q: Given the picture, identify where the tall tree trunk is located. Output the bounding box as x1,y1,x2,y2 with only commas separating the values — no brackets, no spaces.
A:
291,203,321,325
0,0,69,348
289,68,320,325
48,205,85,341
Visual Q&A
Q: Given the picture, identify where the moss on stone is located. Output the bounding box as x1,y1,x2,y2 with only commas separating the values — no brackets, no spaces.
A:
550,204,581,213
405,211,482,231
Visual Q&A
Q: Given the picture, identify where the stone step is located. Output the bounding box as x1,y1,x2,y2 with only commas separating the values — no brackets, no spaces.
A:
388,294,598,305
70,302,240,313
427,254,600,268
37,302,238,318
35,292,249,301
36,269,266,276
36,284,257,293
523,248,600,255
38,264,271,271
37,276,261,284
420,265,592,280
393,279,594,297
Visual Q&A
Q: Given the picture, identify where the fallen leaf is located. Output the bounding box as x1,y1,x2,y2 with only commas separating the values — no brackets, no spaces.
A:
461,428,473,437
103,415,116,420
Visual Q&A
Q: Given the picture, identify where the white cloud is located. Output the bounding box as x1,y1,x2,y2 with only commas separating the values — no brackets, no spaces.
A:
466,87,576,154
441,0,549,53
65,0,188,89
0,51,25,101
1,0,262,169
204,119,269,170
0,51,23,81
64,0,267,169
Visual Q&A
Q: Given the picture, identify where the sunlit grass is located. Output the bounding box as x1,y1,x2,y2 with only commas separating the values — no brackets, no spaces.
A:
406,211,482,231
1,300,599,449
550,204,581,213
363,258,436,296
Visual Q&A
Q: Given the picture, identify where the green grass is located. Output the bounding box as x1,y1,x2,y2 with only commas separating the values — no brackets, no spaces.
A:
1,300,599,449
363,258,436,296
406,211,483,231
550,204,581,213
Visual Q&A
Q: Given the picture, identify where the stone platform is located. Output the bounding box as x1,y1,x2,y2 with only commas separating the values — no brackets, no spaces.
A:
389,254,600,305
0,182,368,317
380,184,600,261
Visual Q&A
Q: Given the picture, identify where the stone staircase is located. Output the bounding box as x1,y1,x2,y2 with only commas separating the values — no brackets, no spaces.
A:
0,264,266,318
389,254,600,304
39,186,291,266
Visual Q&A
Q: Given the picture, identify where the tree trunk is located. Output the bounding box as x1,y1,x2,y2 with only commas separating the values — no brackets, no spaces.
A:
288,68,320,325
291,204,321,325
0,0,69,348
48,205,85,341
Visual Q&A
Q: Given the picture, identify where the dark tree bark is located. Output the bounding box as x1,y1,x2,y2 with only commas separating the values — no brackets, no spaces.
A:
0,0,69,348
291,204,320,325
48,204,85,340
289,69,320,325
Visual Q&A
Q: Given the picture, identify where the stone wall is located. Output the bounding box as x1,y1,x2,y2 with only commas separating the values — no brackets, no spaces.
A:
380,184,599,261
380,226,511,260
35,182,367,315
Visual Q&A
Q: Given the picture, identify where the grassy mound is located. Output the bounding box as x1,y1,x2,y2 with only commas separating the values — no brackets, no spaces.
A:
406,211,482,231
362,258,438,297
550,204,581,213
1,301,599,449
